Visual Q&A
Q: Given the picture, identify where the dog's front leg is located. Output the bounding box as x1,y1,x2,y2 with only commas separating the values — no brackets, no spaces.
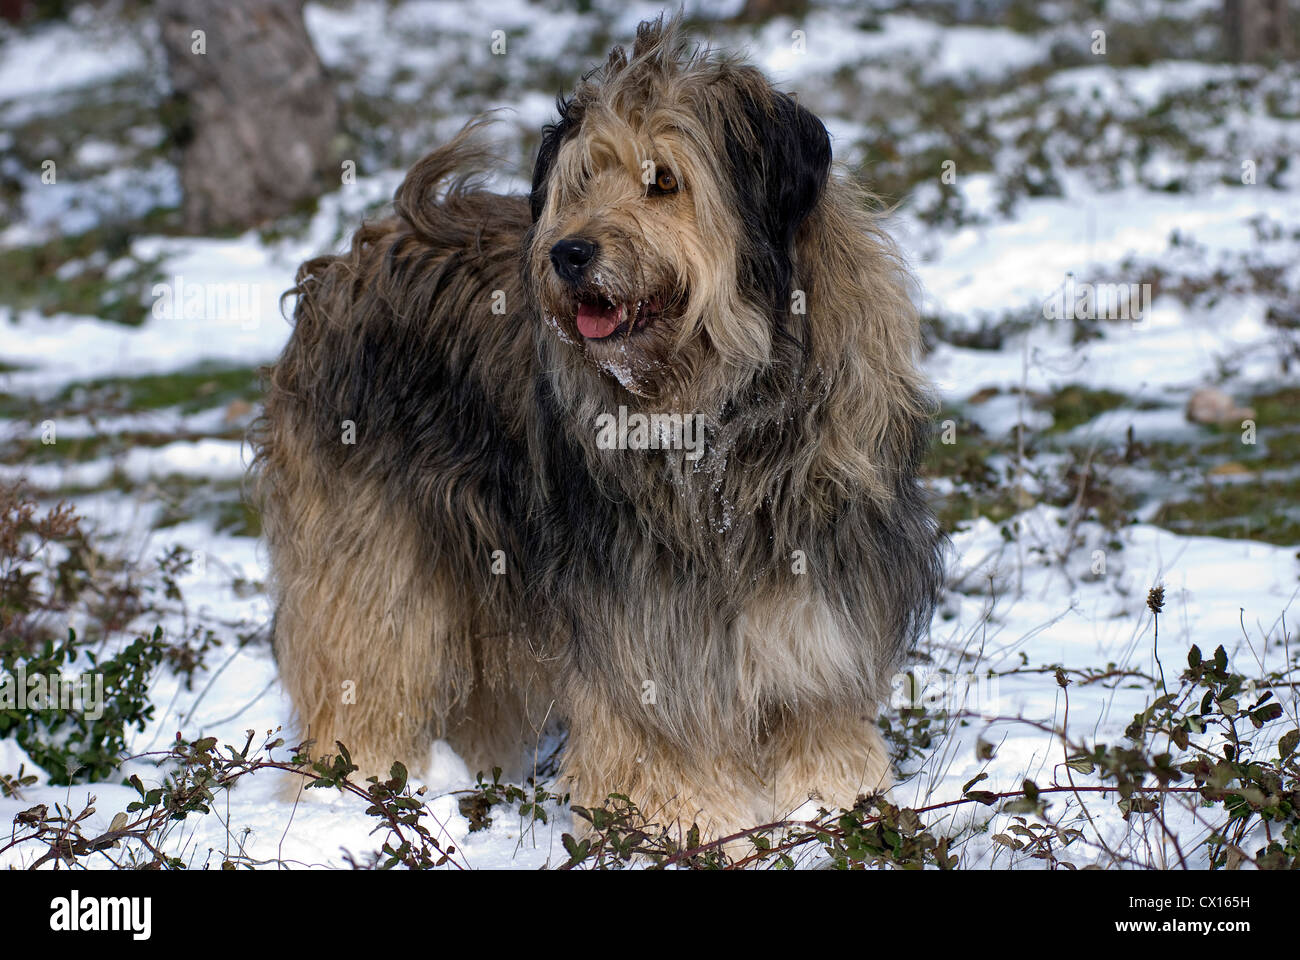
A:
557,683,773,853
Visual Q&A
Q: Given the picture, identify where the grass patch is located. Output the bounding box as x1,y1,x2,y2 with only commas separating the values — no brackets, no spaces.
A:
144,475,260,539
924,410,1025,531
1251,386,1300,426
1035,384,1130,434
213,496,262,539
0,392,33,421
1153,475,1300,545
0,211,174,326
52,363,262,416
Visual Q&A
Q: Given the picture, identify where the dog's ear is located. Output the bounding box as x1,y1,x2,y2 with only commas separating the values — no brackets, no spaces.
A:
530,97,576,222
756,92,832,252
725,88,831,301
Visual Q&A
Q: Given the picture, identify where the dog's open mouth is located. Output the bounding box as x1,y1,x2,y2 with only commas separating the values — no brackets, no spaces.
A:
575,295,664,341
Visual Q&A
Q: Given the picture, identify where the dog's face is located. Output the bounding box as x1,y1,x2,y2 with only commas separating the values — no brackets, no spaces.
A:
529,117,701,398
526,23,831,404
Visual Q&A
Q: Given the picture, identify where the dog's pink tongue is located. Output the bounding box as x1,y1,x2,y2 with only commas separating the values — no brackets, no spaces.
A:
576,301,625,339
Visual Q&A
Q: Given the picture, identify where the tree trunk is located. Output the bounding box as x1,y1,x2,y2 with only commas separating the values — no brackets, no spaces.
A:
1223,0,1294,61
738,0,811,21
157,0,340,233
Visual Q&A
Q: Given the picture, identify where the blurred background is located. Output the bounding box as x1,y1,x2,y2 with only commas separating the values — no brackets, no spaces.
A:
0,0,1298,868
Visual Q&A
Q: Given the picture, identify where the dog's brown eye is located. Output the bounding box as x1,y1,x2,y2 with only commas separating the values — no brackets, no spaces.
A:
650,168,679,195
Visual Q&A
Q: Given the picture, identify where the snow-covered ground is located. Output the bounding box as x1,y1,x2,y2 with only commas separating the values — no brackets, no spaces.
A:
1,0,1296,869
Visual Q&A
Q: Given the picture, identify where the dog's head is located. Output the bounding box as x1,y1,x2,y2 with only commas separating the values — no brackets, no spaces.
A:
526,17,831,404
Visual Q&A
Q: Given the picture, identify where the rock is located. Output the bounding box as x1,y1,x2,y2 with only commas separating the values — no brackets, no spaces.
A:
1185,388,1254,427
1207,461,1251,477
224,399,254,424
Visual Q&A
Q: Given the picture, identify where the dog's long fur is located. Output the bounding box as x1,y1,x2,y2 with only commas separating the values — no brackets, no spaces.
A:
252,17,944,836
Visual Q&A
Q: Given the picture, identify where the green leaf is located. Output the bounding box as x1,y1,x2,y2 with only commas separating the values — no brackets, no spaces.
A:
388,761,408,791
1251,703,1283,725
1279,729,1299,761
1065,754,1095,774
1002,797,1039,815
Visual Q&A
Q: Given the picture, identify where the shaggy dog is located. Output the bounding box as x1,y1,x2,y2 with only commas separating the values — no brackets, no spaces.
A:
252,16,943,838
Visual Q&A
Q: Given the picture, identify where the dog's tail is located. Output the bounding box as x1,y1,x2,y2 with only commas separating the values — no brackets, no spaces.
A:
393,117,505,239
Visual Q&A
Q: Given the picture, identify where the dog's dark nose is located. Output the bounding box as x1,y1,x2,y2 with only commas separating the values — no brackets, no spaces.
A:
549,236,597,284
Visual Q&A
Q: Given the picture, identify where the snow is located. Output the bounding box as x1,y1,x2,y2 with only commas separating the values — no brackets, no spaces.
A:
0,438,247,489
1,171,403,395
0,14,148,103
757,14,1046,85
8,158,180,241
